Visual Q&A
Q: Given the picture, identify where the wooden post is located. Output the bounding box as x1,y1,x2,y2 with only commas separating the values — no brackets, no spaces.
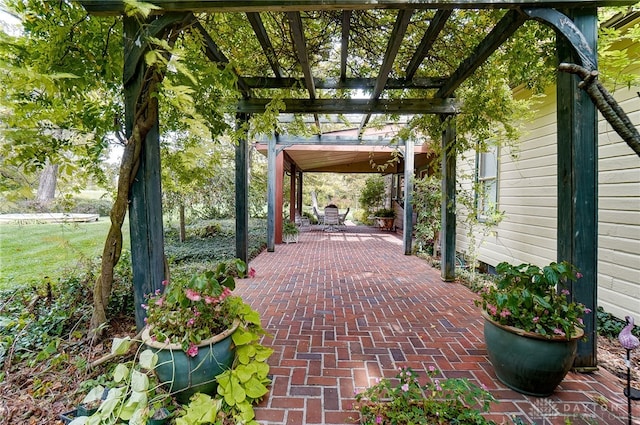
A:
289,163,297,222
441,115,457,282
276,149,284,244
235,113,249,263
297,172,304,218
124,16,166,330
403,138,415,255
267,135,276,252
556,8,598,369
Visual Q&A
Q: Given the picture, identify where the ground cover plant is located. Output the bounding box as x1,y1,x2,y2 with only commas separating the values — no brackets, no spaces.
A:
0,218,266,424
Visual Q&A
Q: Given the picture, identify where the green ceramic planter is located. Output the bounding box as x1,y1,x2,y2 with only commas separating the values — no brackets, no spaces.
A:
142,322,239,403
483,312,583,397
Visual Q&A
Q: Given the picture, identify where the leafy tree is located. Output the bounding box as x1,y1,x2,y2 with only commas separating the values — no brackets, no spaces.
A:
359,175,385,216
0,0,123,201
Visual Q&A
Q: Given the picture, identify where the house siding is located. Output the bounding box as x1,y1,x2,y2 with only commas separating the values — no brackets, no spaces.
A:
457,71,640,321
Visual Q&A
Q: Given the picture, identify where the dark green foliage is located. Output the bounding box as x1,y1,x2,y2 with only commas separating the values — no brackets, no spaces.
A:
597,307,640,339
359,175,385,215
164,219,266,265
372,208,395,218
0,260,132,369
1,198,113,216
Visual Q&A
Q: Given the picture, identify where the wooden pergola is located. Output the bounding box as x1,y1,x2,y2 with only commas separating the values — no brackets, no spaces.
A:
79,0,637,369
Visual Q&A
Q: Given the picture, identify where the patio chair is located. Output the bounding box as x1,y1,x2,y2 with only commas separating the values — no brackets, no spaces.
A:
323,206,340,232
338,207,350,226
295,212,310,231
313,206,324,226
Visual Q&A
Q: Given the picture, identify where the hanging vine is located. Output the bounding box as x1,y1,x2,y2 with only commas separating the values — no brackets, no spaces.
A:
90,11,195,333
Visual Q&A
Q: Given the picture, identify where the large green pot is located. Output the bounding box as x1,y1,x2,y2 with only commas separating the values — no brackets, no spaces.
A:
483,312,583,397
142,322,238,403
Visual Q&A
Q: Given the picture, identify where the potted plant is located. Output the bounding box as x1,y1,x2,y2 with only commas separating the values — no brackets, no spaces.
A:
373,208,395,231
140,259,270,405
354,366,498,424
282,220,299,243
475,261,591,396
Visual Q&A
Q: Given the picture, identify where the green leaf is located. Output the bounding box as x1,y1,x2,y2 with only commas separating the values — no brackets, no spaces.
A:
139,349,158,370
232,327,255,346
130,370,150,392
245,376,269,399
113,364,130,383
111,337,132,355
81,385,105,405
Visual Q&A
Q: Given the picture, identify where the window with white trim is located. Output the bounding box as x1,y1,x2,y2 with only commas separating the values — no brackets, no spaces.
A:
476,146,499,221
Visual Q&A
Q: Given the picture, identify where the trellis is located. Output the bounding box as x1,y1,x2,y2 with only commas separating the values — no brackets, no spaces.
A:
79,0,638,368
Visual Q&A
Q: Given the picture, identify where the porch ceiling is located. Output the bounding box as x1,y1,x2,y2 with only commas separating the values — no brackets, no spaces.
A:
254,141,434,173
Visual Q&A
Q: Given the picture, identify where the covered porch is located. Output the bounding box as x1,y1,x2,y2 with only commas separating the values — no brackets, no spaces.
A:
234,227,634,424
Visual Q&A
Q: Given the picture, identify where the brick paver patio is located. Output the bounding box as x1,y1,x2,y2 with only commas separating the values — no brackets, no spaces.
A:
234,225,638,425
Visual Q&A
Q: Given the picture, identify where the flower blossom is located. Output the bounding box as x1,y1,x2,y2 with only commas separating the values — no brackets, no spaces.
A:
561,289,570,296
553,328,566,337
500,308,511,318
185,289,201,301
187,318,196,327
532,316,539,323
376,415,382,424
576,272,583,279
154,297,165,307
487,304,498,316
248,267,256,278
186,343,198,357
401,383,409,392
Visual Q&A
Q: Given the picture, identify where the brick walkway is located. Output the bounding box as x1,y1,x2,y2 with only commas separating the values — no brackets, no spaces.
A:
234,226,638,425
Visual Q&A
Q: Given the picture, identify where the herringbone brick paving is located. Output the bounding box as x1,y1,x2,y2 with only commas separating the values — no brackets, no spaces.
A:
234,226,638,425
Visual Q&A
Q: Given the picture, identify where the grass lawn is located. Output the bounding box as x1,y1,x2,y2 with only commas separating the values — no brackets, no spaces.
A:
0,218,130,289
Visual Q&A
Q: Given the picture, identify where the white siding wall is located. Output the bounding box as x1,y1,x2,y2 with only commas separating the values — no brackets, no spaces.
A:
457,85,640,321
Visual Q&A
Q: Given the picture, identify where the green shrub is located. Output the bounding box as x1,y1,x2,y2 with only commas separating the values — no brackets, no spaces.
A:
597,307,640,339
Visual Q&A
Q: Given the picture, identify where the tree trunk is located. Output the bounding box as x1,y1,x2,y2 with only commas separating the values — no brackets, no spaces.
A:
179,204,186,242
36,163,58,204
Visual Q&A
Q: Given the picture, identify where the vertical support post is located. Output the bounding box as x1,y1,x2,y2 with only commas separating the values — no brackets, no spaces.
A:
403,139,415,255
267,135,276,252
297,172,304,218
235,113,249,263
276,149,284,244
441,115,457,282
124,16,166,330
289,163,297,222
556,8,598,369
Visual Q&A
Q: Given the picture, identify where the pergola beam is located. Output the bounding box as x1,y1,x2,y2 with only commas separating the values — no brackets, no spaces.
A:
193,20,252,97
80,0,640,15
287,11,321,130
359,9,414,136
436,9,527,98
242,76,447,89
260,134,413,145
246,12,284,78
237,97,460,114
340,10,352,81
405,9,452,80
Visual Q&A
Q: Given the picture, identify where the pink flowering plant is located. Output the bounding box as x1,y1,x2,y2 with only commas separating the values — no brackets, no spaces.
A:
143,259,256,355
475,261,590,339
353,366,497,424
